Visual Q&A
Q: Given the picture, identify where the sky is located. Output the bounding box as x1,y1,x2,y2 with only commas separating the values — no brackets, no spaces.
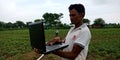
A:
0,0,120,24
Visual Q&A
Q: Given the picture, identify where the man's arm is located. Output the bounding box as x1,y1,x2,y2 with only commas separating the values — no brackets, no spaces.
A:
53,44,83,60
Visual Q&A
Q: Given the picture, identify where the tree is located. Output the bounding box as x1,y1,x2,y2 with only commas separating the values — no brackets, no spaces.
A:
93,18,105,28
0,21,5,30
34,19,44,22
5,22,13,29
26,21,32,25
83,18,90,25
42,12,63,28
15,21,25,28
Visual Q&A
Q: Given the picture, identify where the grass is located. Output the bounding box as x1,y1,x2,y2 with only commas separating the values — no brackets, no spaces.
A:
0,28,120,60
0,30,31,60
88,28,120,60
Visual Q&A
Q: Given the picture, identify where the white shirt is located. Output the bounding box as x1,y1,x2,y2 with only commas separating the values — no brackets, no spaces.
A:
62,23,91,60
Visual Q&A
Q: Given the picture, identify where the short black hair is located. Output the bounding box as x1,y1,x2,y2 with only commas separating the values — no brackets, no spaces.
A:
69,4,85,14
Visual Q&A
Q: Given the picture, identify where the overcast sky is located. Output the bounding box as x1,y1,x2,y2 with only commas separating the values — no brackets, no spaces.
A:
0,0,120,24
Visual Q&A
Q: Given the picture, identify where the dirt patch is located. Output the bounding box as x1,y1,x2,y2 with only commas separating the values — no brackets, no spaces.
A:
7,51,61,60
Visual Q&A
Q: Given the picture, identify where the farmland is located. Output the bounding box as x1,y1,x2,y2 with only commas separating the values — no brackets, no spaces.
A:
0,28,120,60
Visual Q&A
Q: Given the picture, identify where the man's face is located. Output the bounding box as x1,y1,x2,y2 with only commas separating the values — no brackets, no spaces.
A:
69,9,82,24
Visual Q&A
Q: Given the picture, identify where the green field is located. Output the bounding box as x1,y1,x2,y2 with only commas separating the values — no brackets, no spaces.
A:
0,28,120,60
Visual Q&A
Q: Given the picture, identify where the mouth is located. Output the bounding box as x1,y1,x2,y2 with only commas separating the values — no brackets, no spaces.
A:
70,19,74,23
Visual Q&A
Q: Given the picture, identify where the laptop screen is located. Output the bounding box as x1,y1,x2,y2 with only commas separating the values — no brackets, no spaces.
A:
28,22,46,52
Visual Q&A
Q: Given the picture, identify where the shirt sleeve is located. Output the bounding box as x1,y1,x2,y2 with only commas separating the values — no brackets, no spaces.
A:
74,29,91,48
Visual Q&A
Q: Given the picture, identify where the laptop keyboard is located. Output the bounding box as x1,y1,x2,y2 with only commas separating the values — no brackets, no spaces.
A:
46,44,62,50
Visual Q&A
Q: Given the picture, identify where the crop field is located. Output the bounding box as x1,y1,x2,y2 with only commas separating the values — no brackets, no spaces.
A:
0,28,120,60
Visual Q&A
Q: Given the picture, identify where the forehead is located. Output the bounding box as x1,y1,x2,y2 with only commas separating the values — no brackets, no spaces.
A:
69,9,78,14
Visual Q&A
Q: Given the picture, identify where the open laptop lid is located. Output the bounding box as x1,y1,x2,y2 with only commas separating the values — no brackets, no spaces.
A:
28,22,46,52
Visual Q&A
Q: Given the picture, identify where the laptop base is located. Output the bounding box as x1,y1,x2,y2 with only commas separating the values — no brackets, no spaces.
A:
42,43,68,54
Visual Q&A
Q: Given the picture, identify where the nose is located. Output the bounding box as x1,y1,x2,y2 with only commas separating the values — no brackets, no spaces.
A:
70,18,74,23
70,17,72,21
70,16,73,20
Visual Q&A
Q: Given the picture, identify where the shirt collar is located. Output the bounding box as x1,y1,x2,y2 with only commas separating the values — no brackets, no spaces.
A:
72,23,86,30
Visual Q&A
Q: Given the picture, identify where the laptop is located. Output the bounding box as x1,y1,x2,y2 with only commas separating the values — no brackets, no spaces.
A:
28,21,68,54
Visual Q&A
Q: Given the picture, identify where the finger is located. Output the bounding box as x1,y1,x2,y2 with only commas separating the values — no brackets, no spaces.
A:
50,42,53,45
34,49,40,54
34,48,37,52
46,42,51,45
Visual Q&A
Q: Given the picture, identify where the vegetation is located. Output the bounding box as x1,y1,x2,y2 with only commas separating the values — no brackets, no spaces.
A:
43,13,63,28
0,13,70,30
0,29,31,60
0,12,120,60
83,18,90,25
88,28,120,60
0,28,120,60
1,12,120,31
93,18,105,26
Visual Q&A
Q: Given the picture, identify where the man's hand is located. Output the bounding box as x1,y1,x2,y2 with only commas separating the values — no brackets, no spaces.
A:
34,48,41,54
34,37,62,54
46,37,62,46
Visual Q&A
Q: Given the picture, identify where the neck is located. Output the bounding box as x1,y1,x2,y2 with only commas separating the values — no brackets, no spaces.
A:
74,22,83,29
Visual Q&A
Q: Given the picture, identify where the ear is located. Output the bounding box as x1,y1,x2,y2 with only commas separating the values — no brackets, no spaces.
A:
81,13,85,17
79,13,85,19
79,13,84,18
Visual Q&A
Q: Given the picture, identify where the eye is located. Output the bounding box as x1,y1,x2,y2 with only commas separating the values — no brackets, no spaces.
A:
70,14,75,16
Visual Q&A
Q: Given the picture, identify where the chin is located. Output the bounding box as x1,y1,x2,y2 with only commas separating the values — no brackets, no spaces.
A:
71,22,75,24
70,23,75,25
70,22,73,24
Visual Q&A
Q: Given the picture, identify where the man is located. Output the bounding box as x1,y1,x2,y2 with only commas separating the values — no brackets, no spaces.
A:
34,3,91,60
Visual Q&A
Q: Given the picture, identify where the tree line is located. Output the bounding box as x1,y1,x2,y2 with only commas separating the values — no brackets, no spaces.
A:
0,12,120,30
